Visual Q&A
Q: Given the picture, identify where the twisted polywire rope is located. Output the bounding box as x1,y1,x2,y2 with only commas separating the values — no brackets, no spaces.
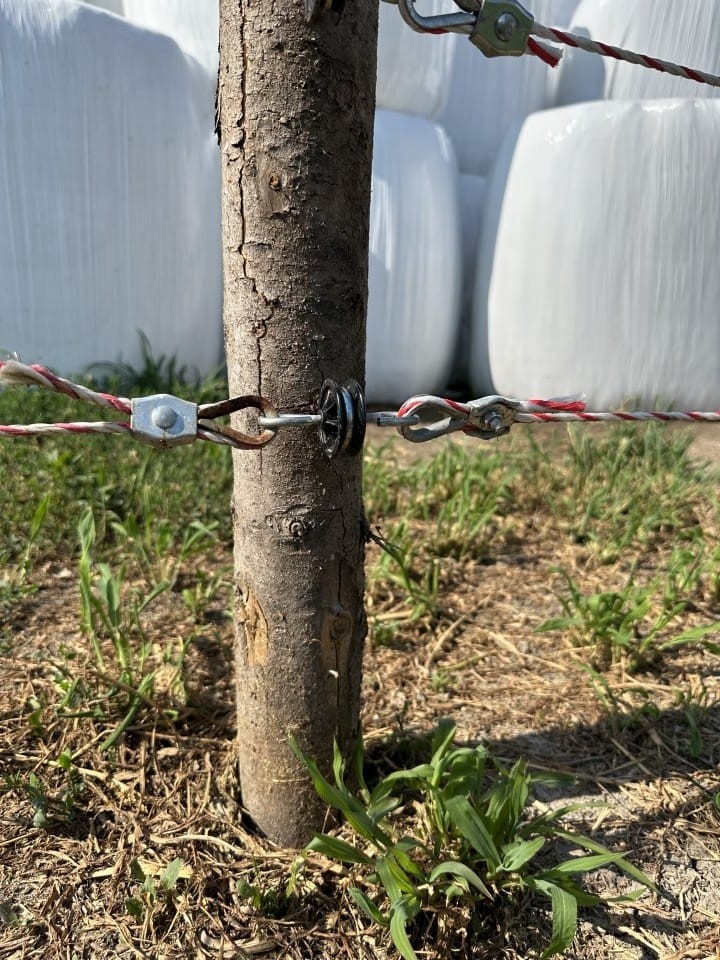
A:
531,21,720,89
0,360,262,447
0,360,131,412
396,394,720,442
515,410,720,425
396,0,720,89
0,421,130,438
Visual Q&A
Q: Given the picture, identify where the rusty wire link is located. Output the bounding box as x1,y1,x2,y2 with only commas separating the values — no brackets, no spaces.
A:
392,392,720,443
392,395,522,443
198,395,278,449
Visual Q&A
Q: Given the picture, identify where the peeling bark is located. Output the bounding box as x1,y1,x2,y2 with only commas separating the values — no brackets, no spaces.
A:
218,1,377,845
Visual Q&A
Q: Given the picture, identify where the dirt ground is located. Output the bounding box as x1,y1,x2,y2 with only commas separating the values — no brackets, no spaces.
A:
0,425,718,960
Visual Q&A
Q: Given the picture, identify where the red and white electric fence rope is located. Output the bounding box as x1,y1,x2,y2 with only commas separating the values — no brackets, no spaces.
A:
0,360,132,440
396,394,720,443
530,21,720,88
404,4,720,89
0,420,131,439
0,360,269,449
0,360,131,414
4,359,720,448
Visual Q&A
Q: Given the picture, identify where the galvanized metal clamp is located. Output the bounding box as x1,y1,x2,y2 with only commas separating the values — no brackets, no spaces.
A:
392,0,534,58
131,393,278,450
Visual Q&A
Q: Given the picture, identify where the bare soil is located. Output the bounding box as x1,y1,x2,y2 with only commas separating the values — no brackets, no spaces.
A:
0,428,718,960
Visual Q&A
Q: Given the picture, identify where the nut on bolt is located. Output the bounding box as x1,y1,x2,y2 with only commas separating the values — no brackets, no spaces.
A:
494,11,519,41
470,0,533,58
483,407,509,437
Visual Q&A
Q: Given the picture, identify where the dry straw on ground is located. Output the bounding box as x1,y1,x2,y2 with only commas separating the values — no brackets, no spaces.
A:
1,427,719,959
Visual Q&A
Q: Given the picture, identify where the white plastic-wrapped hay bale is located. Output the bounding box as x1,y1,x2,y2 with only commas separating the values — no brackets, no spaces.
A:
84,0,124,14
556,0,720,105
432,0,563,176
0,0,221,378
367,110,461,405
123,0,219,77
548,0,580,26
470,98,720,409
45,0,125,14
376,0,456,117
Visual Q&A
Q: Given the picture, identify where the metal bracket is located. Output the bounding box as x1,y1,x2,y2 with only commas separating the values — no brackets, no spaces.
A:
131,394,198,448
470,0,533,57
394,0,533,57
396,0,476,34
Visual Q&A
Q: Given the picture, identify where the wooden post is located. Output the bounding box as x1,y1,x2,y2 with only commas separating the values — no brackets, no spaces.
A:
218,1,378,845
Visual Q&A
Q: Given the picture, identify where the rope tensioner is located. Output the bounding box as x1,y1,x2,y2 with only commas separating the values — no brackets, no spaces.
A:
387,0,720,87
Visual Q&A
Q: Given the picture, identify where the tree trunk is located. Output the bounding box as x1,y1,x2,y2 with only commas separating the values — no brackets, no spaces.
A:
218,1,378,846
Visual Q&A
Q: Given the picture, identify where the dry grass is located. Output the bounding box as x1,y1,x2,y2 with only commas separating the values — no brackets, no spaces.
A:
1,424,719,960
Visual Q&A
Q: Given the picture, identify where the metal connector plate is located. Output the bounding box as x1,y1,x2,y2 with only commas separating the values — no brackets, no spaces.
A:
131,394,198,448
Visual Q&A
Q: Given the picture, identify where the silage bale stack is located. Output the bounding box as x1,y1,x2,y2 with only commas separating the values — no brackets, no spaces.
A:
0,0,222,378
469,0,720,407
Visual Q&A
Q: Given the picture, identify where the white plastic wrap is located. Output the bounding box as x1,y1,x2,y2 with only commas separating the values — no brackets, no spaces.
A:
84,0,124,13
123,0,219,77
470,99,720,409
547,0,580,27
0,0,222,378
45,0,125,13
432,0,561,175
557,0,720,105
376,0,456,118
367,110,461,405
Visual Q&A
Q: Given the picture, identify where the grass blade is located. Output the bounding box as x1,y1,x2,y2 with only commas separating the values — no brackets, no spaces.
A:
552,829,658,893
501,836,546,872
530,878,578,959
428,860,493,900
349,887,388,926
389,897,421,960
542,852,626,876
445,795,501,871
308,834,371,865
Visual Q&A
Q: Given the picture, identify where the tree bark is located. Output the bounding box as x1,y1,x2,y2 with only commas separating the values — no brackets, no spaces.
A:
218,1,378,846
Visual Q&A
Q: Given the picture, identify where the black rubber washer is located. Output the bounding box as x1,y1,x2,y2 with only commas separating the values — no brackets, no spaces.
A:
318,379,347,458
344,380,366,456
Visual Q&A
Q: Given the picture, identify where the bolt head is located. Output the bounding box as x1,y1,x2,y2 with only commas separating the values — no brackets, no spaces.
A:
495,11,519,42
151,405,178,430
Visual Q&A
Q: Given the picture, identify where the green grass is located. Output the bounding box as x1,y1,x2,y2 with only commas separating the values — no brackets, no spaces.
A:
0,373,234,571
292,720,655,960
558,423,707,561
365,421,719,641
3,375,718,722
0,357,234,751
365,442,516,562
